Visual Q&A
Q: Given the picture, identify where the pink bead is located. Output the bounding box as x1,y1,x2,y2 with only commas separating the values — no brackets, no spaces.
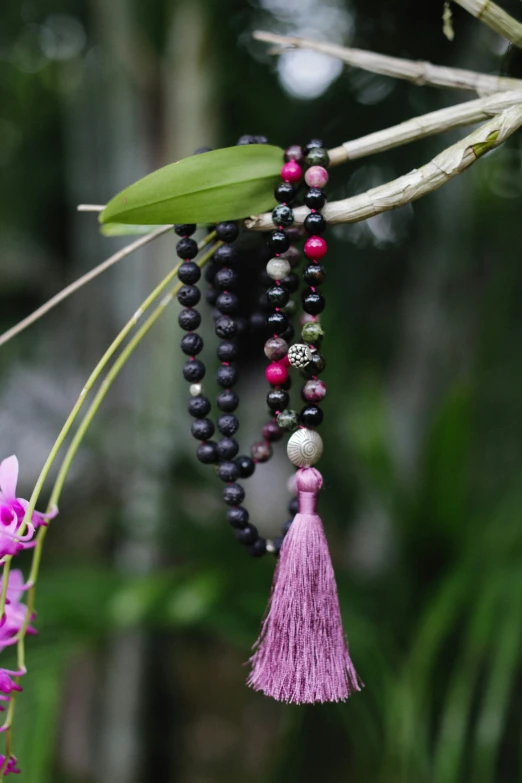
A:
304,236,328,260
305,165,329,188
284,144,304,163
265,362,289,386
281,161,302,183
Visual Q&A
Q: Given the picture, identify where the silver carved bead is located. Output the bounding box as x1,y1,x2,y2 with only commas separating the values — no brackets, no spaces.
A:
189,383,204,397
287,428,323,467
288,343,313,369
266,257,291,281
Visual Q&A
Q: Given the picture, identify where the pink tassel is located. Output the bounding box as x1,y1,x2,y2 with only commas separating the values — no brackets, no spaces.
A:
248,467,361,704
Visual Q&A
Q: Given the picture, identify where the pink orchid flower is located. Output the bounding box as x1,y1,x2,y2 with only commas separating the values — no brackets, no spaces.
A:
0,570,36,653
0,456,57,561
0,754,21,774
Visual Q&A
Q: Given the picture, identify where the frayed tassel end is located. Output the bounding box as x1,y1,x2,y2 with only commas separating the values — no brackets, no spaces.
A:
247,467,362,704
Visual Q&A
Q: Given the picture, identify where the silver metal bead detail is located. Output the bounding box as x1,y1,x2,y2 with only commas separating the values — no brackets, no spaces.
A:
189,383,204,397
288,343,313,369
266,540,277,554
266,257,291,281
287,428,323,467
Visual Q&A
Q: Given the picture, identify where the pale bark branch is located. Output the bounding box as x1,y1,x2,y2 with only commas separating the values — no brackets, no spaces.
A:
253,31,522,95
328,89,522,164
453,0,522,49
245,105,522,230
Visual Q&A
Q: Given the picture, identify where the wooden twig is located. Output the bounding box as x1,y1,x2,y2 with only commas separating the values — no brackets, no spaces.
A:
0,225,173,347
245,105,522,230
253,31,522,95
453,0,522,49
328,89,522,164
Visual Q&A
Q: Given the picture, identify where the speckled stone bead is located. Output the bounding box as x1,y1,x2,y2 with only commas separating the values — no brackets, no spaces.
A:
251,441,272,463
305,147,330,168
276,409,299,432
284,144,304,162
262,420,283,442
302,321,324,344
266,257,291,281
264,336,288,361
272,204,294,227
302,378,327,402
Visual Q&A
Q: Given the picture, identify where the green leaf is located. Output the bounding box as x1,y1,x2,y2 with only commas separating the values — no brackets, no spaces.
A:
100,144,283,226
100,223,170,237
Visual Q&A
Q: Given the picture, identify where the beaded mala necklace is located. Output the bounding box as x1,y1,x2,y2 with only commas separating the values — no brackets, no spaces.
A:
176,138,361,704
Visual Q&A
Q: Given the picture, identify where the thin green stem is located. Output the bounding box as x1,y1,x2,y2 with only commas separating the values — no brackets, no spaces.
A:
0,231,216,619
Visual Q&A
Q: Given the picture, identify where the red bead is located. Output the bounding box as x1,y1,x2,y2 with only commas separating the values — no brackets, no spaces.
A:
265,362,289,385
281,161,302,183
304,236,328,260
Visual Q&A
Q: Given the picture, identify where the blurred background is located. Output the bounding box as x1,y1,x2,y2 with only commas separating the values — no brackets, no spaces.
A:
2,0,522,781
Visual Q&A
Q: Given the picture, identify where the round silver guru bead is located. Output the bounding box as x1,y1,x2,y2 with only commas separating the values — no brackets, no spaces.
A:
287,343,313,369
287,428,323,467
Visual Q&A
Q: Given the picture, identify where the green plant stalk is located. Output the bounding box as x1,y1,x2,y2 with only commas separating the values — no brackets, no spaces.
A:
0,231,216,622
0,241,220,758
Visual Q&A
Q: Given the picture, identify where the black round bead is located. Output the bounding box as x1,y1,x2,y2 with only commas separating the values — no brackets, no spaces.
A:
305,147,330,168
217,460,240,483
215,267,238,290
268,230,290,254
217,341,238,362
216,437,239,460
250,312,268,332
217,414,239,436
197,441,218,464
178,308,201,331
282,518,293,534
300,404,324,426
267,388,289,412
180,333,203,356
303,263,326,285
304,188,326,210
215,316,237,339
267,312,288,334
205,287,218,306
191,418,214,440
217,390,239,412
275,182,296,203
223,483,245,506
288,497,299,516
272,205,294,228
178,261,201,284
237,134,257,145
304,138,324,155
216,365,237,388
302,290,325,315
304,212,327,235
235,524,259,545
177,285,201,307
227,506,249,529
188,396,211,418
306,352,326,375
215,222,239,243
176,237,198,260
281,272,299,293
213,244,238,267
174,224,197,237
236,455,255,478
216,292,239,314
266,286,289,308
248,538,267,557
183,359,206,382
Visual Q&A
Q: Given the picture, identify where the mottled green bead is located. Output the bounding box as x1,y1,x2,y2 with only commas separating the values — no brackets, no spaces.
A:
305,147,330,168
272,204,294,228
277,409,300,432
301,321,324,344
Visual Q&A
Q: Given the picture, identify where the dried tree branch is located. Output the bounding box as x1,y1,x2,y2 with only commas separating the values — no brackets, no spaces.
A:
0,225,173,347
253,31,522,95
245,104,522,230
453,0,522,49
328,88,522,164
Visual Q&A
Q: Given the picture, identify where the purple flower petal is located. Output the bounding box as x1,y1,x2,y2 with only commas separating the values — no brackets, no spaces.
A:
0,457,18,502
